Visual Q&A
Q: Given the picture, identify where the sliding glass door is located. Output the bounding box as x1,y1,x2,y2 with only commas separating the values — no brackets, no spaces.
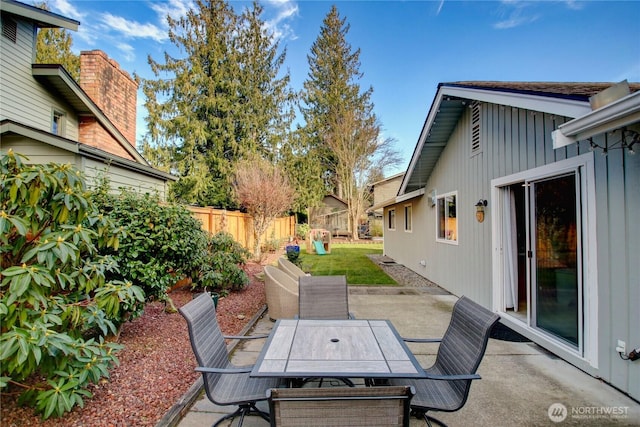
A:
529,173,581,347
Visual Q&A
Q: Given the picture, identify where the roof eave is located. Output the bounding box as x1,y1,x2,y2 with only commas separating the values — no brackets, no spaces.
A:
369,188,425,212
399,83,593,196
1,0,79,30
32,64,148,166
1,119,177,182
552,91,640,148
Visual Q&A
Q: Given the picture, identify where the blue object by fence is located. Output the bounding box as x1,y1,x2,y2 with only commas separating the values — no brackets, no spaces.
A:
313,240,326,255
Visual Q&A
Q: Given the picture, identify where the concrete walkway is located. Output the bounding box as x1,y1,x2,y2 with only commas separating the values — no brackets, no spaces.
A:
175,289,639,427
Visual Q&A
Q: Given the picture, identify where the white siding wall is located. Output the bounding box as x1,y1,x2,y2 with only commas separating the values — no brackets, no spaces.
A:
0,17,78,139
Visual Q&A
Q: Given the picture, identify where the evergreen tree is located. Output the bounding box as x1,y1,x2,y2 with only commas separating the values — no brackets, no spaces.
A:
280,127,328,214
34,2,80,81
300,5,400,237
237,2,295,160
141,0,292,207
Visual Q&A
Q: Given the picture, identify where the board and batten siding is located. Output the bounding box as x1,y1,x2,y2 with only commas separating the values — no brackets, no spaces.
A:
0,17,79,140
386,103,578,305
385,100,640,400
594,123,640,400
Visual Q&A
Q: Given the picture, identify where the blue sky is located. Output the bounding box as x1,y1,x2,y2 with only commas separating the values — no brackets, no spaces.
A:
48,0,640,175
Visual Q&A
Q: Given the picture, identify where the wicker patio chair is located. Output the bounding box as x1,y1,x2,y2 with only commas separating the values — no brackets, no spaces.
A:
264,265,299,320
179,293,286,427
277,257,307,280
267,385,415,427
298,275,354,320
388,296,500,427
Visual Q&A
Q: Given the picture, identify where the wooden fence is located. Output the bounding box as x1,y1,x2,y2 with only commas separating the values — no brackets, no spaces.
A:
186,206,296,250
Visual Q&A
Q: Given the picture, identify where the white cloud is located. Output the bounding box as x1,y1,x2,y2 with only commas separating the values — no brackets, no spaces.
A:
564,1,584,11
150,0,194,29
74,24,97,46
436,0,445,16
101,13,167,42
494,1,540,29
116,42,136,62
51,0,85,20
263,0,299,41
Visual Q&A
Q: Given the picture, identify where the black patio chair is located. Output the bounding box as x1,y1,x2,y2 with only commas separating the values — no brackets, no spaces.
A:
179,293,286,427
267,385,415,427
296,275,355,387
388,296,500,427
298,275,355,320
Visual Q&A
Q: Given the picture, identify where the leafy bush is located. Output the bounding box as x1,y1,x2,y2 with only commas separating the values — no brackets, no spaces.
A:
296,223,311,241
370,221,383,237
0,151,144,419
92,183,209,310
195,232,250,293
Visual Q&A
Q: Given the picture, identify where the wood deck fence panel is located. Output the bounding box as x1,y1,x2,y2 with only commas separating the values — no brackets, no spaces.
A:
186,206,295,250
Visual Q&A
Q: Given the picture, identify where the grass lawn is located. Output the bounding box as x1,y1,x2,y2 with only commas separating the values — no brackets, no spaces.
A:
297,243,397,286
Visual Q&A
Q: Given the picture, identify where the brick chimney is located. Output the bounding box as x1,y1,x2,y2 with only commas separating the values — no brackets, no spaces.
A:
79,50,138,150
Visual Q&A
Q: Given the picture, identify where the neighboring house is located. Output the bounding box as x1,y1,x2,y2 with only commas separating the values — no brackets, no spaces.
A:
309,194,350,237
367,172,404,234
0,0,175,197
382,81,640,400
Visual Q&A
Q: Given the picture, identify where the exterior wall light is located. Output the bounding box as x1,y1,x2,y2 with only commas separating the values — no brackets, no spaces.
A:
475,199,487,223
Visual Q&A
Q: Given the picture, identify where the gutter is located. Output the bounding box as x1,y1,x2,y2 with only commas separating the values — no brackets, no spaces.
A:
552,91,640,148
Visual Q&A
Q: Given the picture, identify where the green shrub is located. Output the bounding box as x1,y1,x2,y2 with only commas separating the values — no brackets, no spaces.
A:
195,232,250,293
260,230,282,256
369,221,383,237
296,223,311,240
92,184,209,310
0,151,144,419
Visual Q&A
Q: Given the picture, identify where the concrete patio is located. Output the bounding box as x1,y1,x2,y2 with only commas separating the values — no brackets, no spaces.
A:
174,288,639,427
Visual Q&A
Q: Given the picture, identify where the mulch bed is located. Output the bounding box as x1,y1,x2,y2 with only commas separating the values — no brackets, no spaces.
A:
0,256,275,427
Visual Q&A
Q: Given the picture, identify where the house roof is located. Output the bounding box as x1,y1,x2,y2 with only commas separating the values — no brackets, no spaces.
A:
399,81,640,195
3,0,154,169
323,194,348,206
1,0,78,30
0,119,177,181
31,64,148,165
370,172,404,187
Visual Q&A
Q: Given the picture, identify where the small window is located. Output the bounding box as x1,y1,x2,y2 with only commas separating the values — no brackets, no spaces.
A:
404,204,412,232
387,208,396,230
436,192,457,243
52,110,65,136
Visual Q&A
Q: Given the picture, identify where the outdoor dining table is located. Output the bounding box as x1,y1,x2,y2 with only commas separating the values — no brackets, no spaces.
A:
250,319,426,380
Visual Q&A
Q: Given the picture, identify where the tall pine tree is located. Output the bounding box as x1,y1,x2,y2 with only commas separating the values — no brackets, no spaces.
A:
34,2,80,81
300,5,400,238
141,0,293,207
